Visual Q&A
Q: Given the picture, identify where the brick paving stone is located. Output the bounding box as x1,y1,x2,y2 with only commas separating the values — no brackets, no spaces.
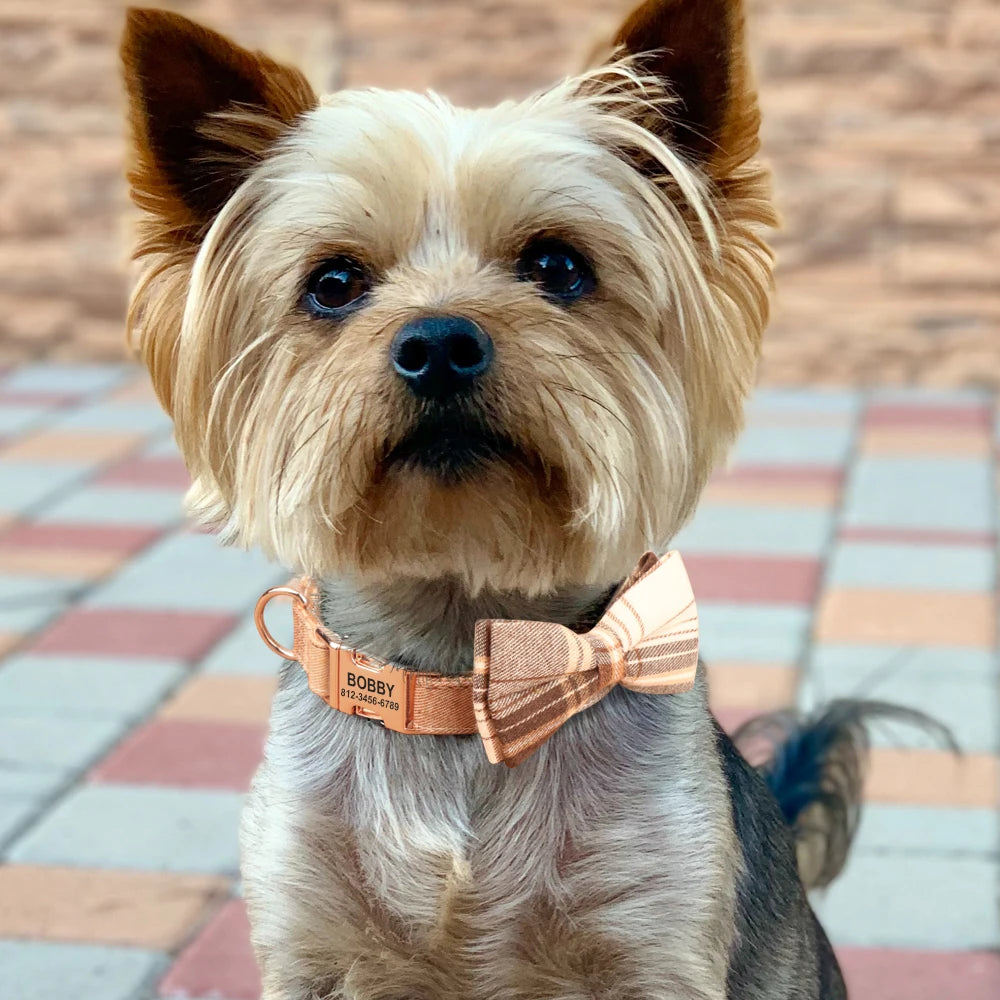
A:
684,554,823,604
0,940,166,1000
827,541,995,591
48,401,174,435
859,426,992,457
705,663,797,715
0,428,146,465
35,484,185,527
199,617,287,677
0,655,184,718
816,589,995,647
843,457,994,532
807,643,998,683
97,454,191,490
0,865,228,949
0,521,164,555
838,948,1000,1000
813,854,1000,950
696,602,812,664
158,899,260,1000
865,748,998,808
91,718,265,791
0,460,91,516
31,607,237,661
801,667,996,753
84,532,282,613
0,714,129,773
674,506,834,556
852,804,999,856
159,675,278,725
7,785,244,874
729,424,856,466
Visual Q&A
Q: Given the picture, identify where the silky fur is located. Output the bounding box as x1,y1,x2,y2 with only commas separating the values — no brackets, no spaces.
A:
115,2,836,998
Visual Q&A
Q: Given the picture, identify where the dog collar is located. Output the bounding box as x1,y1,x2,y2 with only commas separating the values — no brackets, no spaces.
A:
254,550,699,766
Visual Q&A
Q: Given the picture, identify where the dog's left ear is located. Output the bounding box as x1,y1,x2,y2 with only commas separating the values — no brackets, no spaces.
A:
605,0,759,175
121,8,317,245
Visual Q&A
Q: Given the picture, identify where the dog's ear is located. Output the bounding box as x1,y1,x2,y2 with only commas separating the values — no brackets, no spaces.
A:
121,8,316,244
606,0,759,174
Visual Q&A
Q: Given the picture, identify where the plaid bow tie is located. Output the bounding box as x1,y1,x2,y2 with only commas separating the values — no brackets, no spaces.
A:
473,550,699,766
255,551,698,767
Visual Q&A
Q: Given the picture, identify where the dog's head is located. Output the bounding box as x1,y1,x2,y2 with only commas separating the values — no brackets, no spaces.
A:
121,0,774,594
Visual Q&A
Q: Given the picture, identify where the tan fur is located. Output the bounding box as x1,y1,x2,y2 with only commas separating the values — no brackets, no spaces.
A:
120,1,776,996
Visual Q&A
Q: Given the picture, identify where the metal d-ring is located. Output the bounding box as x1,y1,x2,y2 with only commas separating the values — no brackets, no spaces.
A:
254,586,307,660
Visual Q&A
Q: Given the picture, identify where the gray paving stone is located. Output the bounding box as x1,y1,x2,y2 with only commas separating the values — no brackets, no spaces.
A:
142,434,182,458
745,388,862,415
843,457,994,532
868,387,994,407
807,644,999,682
0,765,69,800
36,485,185,526
48,401,173,434
0,714,128,771
0,600,66,637
0,655,184,718
730,423,855,466
0,462,92,515
799,665,997,752
200,617,285,676
0,574,82,604
698,602,811,663
84,531,284,612
812,853,1000,950
673,505,833,556
0,940,165,1000
1,363,132,395
0,797,46,846
0,405,53,436
8,785,245,874
827,541,995,592
853,804,999,856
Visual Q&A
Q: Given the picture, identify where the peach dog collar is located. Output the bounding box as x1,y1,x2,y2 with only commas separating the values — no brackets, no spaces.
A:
254,551,699,766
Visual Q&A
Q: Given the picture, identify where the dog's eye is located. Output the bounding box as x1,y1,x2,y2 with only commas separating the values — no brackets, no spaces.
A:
516,239,595,303
304,257,371,317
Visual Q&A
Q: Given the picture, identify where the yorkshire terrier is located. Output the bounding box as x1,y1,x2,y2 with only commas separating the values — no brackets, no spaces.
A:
121,2,877,997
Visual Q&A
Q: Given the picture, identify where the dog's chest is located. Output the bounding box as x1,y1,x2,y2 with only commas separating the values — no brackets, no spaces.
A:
244,674,739,997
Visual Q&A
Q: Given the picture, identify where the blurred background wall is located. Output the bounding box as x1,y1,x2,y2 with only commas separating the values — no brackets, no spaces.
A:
1,0,998,384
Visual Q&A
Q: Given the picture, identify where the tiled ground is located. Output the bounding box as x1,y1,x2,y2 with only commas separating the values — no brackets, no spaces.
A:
0,363,998,999
2,1,999,383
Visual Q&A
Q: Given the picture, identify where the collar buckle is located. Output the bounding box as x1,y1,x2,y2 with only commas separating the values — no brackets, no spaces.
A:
321,632,412,733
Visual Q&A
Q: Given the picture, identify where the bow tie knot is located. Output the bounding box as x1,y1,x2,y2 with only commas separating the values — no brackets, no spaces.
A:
472,551,699,766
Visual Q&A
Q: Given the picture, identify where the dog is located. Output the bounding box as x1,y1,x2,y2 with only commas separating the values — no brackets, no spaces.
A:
120,3,887,997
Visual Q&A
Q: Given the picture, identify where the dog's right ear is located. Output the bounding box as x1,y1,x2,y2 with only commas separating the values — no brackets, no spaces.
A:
121,8,316,245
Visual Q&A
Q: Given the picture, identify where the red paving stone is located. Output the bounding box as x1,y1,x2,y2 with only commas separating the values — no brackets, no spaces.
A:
159,900,261,1000
97,455,192,490
92,719,266,791
864,403,994,429
684,555,823,605
839,947,1000,1000
31,608,237,661
0,521,163,554
838,526,997,547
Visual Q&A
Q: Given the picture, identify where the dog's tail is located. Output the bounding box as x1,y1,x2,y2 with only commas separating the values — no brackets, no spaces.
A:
732,700,955,890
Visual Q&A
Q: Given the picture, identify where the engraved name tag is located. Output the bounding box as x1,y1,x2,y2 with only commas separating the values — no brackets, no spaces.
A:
334,647,409,731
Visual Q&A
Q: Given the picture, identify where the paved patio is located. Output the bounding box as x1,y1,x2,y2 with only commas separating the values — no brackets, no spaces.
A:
0,362,997,999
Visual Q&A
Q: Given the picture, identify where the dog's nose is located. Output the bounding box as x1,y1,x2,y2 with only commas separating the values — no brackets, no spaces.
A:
390,316,493,399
